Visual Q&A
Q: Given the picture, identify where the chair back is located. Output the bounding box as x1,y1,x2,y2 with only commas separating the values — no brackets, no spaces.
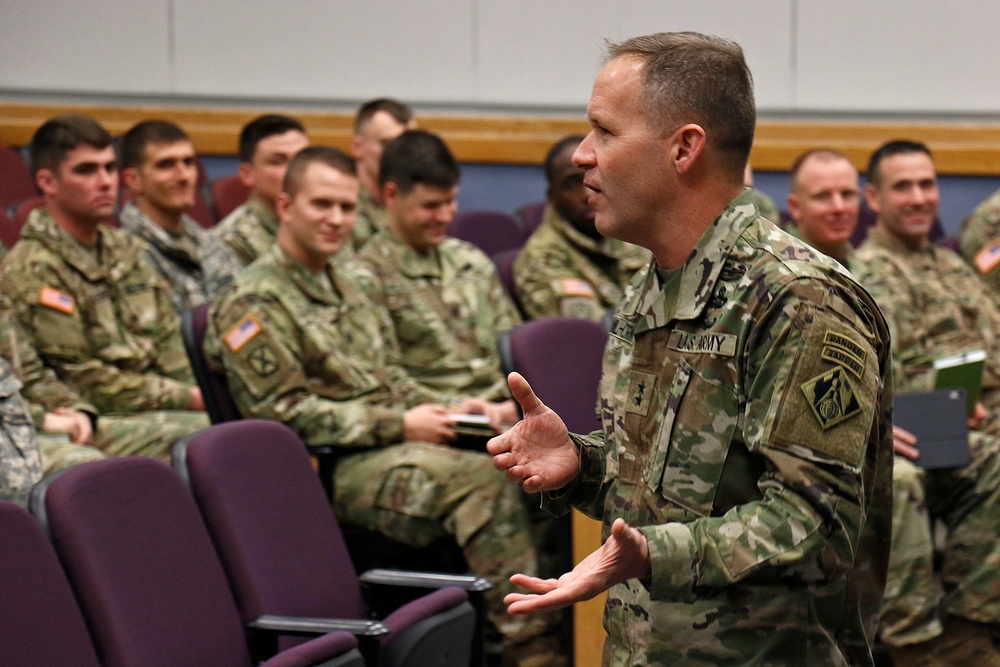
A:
0,500,101,667
491,247,525,318
498,317,608,434
448,210,525,258
182,302,243,423
31,457,255,667
515,200,546,236
0,144,37,210
212,174,252,221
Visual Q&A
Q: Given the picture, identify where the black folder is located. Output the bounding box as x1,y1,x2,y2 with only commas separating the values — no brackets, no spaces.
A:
893,389,970,469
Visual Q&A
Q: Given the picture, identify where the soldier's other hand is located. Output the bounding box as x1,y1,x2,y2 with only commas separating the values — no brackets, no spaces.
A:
892,425,918,460
189,387,206,412
43,407,94,445
486,372,579,493
504,518,650,614
969,401,988,430
404,404,457,444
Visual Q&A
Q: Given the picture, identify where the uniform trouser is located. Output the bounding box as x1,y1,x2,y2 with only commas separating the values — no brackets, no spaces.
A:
38,410,210,472
881,432,1000,645
332,442,556,647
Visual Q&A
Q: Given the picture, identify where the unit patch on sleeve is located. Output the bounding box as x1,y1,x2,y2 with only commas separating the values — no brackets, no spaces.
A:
801,366,862,430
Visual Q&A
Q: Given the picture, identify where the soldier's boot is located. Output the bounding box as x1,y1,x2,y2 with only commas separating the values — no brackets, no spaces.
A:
934,616,1000,667
886,640,945,667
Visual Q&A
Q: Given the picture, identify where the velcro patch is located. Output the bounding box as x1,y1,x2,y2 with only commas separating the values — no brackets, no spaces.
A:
626,371,656,416
40,287,74,314
246,344,279,377
561,278,596,297
610,315,635,342
801,366,862,430
224,315,263,352
974,239,1000,274
668,330,737,357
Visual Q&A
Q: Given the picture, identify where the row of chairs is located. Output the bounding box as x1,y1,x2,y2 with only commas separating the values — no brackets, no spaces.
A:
1,418,488,667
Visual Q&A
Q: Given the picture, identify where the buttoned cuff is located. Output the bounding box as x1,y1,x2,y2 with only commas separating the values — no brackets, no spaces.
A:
639,522,700,602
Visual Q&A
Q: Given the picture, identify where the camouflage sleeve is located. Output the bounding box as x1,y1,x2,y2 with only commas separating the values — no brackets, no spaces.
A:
201,233,245,300
0,364,43,508
208,293,407,448
959,189,1000,294
0,265,193,414
514,246,606,322
642,280,889,602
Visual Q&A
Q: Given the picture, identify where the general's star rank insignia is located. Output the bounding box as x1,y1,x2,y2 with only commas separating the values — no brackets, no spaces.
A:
248,345,279,378
801,366,861,430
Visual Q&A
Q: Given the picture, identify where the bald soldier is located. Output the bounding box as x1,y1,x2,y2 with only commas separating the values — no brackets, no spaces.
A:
513,135,649,322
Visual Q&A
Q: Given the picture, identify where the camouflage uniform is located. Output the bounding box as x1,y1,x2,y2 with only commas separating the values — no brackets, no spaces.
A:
355,230,520,401
747,186,780,223
351,183,387,252
513,204,649,322
546,191,894,665
206,244,554,651
212,196,279,267
853,228,1000,646
959,187,1000,295
0,209,209,461
119,200,234,313
0,357,43,507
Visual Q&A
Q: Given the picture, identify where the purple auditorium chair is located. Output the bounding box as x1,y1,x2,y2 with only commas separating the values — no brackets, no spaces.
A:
498,316,608,434
516,200,546,236
181,302,242,424
491,247,525,318
448,210,526,258
12,195,44,227
30,457,366,667
0,144,37,211
173,420,488,667
212,173,252,221
0,500,102,667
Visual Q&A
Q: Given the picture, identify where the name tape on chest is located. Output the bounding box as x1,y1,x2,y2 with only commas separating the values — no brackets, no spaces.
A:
667,330,737,357
224,315,263,352
39,287,75,315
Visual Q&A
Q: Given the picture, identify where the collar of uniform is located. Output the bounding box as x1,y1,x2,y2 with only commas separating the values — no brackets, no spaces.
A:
632,190,758,334
375,228,443,279
270,243,342,305
22,208,140,281
784,221,854,266
246,196,280,237
119,200,203,267
864,226,941,261
544,204,626,259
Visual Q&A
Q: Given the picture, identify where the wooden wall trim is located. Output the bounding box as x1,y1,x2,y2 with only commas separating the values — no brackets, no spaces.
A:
4,102,1000,176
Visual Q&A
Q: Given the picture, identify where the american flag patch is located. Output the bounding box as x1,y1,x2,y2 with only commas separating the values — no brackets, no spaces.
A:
974,241,1000,274
561,278,595,297
39,287,75,314
224,315,262,352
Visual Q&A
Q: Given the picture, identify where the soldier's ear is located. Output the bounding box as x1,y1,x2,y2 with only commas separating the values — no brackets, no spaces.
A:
382,181,399,208
276,191,292,221
35,168,57,197
670,124,707,175
121,167,141,194
238,161,254,189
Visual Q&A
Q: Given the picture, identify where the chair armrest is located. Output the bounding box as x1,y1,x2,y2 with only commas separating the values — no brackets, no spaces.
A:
359,568,492,593
248,614,389,637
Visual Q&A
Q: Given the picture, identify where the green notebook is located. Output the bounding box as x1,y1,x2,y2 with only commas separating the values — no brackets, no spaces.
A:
933,349,986,416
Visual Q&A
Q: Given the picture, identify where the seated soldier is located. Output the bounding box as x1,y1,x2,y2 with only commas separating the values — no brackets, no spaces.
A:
0,114,209,461
0,356,44,507
349,98,417,251
513,135,648,321
355,130,519,424
959,185,1000,296
119,119,238,313
207,146,563,666
851,140,1000,665
208,114,310,293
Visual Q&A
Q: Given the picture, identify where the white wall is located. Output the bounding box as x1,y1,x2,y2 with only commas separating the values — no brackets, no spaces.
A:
2,0,998,116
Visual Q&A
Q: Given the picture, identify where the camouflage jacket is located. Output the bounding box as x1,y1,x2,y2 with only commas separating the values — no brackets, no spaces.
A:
0,358,42,507
0,209,196,414
212,196,279,267
206,244,448,449
350,183,387,252
853,227,1000,402
551,191,893,666
959,186,1000,295
0,301,96,428
356,231,520,401
513,204,649,322
119,200,220,313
